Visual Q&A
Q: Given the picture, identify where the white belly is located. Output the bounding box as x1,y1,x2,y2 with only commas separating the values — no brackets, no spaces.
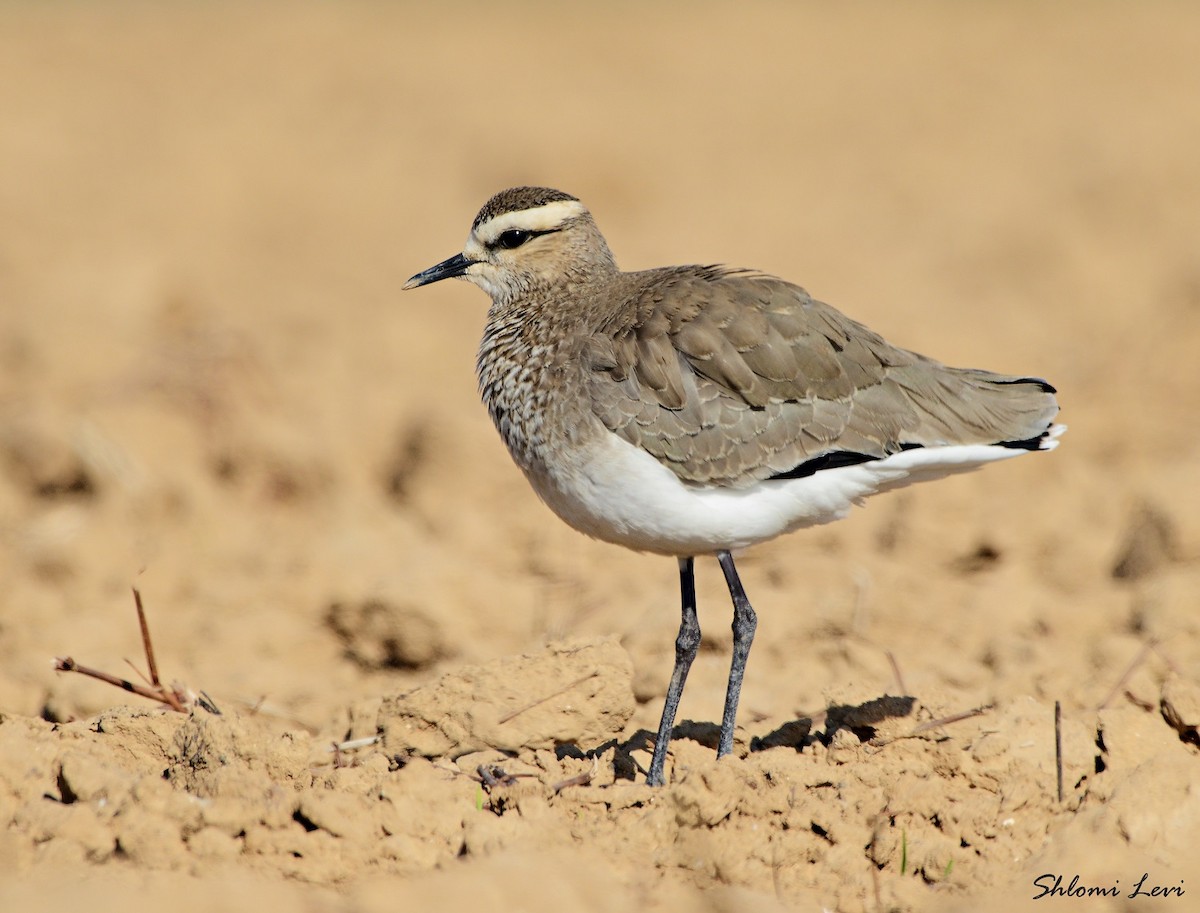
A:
525,425,1064,556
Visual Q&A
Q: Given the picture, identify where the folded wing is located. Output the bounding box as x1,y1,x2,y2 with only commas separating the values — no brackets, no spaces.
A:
586,267,1059,489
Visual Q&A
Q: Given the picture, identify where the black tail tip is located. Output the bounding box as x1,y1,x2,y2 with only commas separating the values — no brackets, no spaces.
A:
994,376,1057,394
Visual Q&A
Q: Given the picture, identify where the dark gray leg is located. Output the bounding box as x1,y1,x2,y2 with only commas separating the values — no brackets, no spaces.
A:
647,557,700,786
716,550,757,759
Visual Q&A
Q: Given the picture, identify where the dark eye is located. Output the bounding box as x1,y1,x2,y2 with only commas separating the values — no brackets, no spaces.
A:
495,229,532,250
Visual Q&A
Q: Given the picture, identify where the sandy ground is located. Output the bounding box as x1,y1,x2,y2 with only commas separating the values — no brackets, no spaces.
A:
2,3,1199,911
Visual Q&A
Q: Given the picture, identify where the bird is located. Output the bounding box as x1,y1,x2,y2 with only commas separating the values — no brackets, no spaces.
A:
404,186,1063,786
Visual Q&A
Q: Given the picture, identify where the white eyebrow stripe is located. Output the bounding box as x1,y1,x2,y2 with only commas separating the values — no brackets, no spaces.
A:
474,200,587,244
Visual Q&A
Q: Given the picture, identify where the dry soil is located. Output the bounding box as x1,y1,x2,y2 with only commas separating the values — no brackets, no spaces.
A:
2,4,1199,912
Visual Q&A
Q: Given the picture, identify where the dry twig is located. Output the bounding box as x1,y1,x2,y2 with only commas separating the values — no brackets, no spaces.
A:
551,758,599,793
884,649,908,695
53,587,190,712
870,705,990,746
497,670,599,724
1097,640,1155,710
473,765,535,789
1055,700,1064,803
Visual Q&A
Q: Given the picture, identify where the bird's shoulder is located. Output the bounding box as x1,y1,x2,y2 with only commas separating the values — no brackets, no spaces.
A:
585,265,918,411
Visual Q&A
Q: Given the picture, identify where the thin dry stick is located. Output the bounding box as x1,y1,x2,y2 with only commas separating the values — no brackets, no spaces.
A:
1055,700,1064,803
907,706,989,735
1096,640,1155,710
884,649,908,695
133,587,163,689
872,705,990,746
1149,642,1183,676
54,589,187,712
475,765,535,788
327,735,380,754
551,758,599,793
497,671,599,725
133,588,185,711
122,657,154,688
53,656,181,707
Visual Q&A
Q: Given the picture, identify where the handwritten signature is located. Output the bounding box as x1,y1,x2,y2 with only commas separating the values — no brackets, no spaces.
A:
1033,873,1184,900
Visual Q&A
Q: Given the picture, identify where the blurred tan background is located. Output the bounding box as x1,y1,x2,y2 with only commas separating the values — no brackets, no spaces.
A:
2,3,1199,911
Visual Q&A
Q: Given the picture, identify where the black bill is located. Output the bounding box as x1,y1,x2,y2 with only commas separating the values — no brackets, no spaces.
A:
403,253,474,289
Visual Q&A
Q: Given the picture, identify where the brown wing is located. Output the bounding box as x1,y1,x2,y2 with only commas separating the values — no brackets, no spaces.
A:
585,266,1058,488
